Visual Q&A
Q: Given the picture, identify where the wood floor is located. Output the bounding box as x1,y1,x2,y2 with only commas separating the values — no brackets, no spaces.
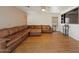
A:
13,32,79,53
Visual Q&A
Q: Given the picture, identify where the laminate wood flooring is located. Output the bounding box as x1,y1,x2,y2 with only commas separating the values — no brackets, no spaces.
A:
13,32,79,53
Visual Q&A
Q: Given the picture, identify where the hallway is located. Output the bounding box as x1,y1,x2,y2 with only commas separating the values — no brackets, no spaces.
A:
13,32,79,53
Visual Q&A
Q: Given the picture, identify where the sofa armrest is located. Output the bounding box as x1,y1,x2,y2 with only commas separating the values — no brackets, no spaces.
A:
0,38,9,53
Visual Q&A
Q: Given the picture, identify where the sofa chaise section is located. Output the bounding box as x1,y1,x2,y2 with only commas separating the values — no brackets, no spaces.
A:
0,25,29,53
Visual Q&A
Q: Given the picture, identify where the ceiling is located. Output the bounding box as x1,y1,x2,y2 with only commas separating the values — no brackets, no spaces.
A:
16,6,74,14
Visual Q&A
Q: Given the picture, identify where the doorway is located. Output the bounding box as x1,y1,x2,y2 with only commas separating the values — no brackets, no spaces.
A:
52,17,58,31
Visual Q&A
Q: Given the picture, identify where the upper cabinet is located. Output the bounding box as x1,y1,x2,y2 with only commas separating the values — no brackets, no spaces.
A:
61,14,65,23
61,7,79,24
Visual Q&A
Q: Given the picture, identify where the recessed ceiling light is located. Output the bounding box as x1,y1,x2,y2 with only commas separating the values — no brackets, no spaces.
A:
41,9,45,11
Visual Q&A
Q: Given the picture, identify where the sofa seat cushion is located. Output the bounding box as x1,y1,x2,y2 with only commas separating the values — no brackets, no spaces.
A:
6,35,27,52
6,29,27,47
29,29,41,36
42,29,52,33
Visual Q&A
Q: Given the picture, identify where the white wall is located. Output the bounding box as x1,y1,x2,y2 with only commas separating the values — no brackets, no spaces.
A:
0,7,27,29
27,12,59,27
69,24,79,41
59,6,79,41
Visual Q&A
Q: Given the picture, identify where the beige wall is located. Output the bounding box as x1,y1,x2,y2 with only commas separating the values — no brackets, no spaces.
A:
0,7,27,29
27,12,59,27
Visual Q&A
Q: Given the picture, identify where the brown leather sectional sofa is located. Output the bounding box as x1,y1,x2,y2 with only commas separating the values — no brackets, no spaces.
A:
0,25,30,53
0,25,52,53
28,25,53,33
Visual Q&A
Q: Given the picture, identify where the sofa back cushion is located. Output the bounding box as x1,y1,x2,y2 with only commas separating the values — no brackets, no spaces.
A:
17,26,24,32
28,25,34,29
42,25,51,29
17,25,27,32
34,25,41,29
28,25,41,29
8,27,19,35
8,25,27,35
0,25,27,38
0,29,9,38
21,25,27,29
